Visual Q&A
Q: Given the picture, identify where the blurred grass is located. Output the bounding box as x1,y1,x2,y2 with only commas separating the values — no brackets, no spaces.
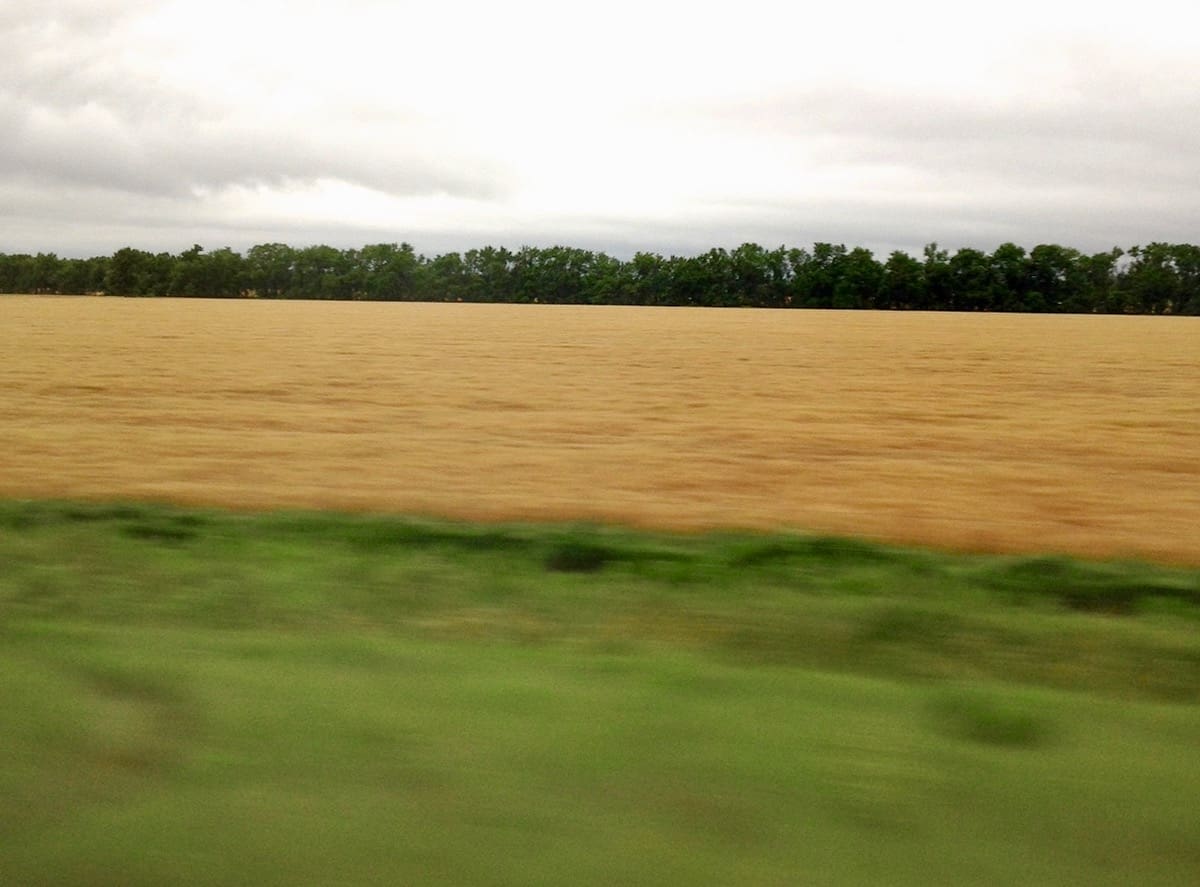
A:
3,499,1200,885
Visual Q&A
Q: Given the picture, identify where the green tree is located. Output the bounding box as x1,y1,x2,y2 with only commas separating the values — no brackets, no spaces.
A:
170,244,245,297
420,251,468,301
1027,244,1085,313
461,246,517,302
0,254,35,293
878,251,925,309
729,243,793,308
106,247,156,295
1080,248,1123,314
1168,244,1200,315
948,248,993,311
619,252,671,306
988,243,1031,312
921,243,951,311
246,243,296,299
833,247,883,309
667,249,737,307
56,256,109,294
355,243,419,300
791,243,850,308
1117,244,1184,314
580,251,624,305
292,245,353,299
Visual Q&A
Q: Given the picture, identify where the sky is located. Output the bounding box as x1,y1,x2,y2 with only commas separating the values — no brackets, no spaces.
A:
3,0,1199,260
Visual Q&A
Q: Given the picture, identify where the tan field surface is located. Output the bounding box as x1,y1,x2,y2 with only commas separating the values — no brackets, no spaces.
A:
2,296,1198,563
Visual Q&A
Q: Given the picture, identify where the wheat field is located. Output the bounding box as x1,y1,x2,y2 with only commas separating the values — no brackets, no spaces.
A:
2,296,1197,563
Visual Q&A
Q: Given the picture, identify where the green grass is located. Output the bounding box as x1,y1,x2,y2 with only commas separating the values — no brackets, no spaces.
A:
3,499,1200,885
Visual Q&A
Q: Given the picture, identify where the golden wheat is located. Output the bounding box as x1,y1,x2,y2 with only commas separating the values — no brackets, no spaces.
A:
2,297,1197,562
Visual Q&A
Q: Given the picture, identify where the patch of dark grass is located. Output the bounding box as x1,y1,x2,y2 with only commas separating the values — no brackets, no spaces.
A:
855,604,964,647
978,556,1200,615
714,620,821,666
540,529,698,574
258,512,533,557
73,660,191,706
60,503,153,523
929,685,1056,748
723,534,898,569
805,535,898,563
351,522,526,555
0,500,79,530
626,556,708,585
0,507,40,531
1060,581,1200,614
724,540,803,568
544,538,614,573
120,520,199,543
0,501,214,536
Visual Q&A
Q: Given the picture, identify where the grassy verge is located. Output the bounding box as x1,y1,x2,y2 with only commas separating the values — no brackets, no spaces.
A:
3,500,1200,885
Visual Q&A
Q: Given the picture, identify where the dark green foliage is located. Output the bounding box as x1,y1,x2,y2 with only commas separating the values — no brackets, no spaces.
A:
7,239,1200,313
879,250,926,309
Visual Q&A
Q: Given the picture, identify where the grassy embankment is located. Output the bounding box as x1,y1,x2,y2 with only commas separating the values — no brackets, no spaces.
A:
3,499,1200,886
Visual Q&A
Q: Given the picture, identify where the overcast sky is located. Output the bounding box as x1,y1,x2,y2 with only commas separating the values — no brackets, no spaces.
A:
4,0,1199,259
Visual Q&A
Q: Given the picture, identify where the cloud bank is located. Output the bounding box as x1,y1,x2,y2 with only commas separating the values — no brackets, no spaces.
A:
2,0,1199,258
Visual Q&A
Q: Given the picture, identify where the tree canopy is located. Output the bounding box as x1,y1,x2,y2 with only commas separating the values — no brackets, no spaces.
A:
3,240,1198,315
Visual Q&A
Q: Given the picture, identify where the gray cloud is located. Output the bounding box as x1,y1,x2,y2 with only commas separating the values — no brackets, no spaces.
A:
3,1,1199,260
0,97,507,200
0,2,510,203
0,0,158,33
695,41,1200,200
639,47,1200,256
0,176,489,257
803,94,1199,197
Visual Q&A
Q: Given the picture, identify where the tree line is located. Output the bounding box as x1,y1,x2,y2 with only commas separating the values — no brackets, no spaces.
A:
2,240,1199,314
